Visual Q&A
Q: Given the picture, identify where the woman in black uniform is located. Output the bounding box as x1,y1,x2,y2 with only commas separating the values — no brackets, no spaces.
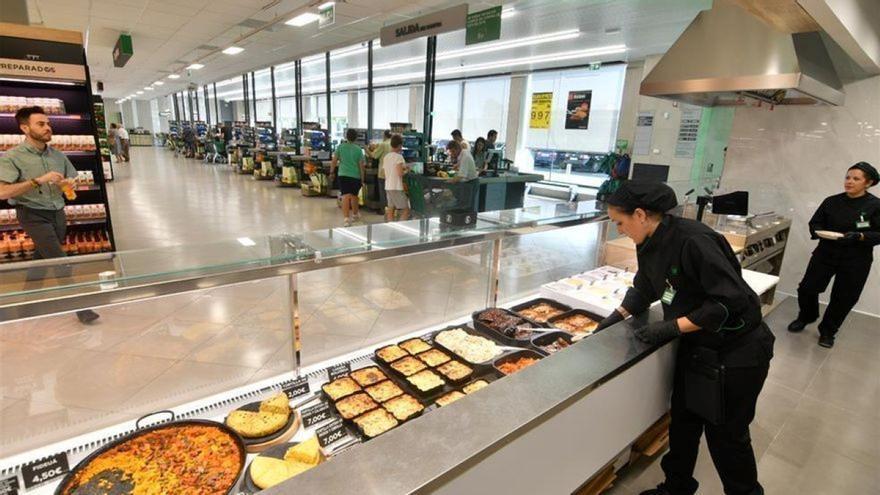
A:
787,162,880,348
596,181,775,495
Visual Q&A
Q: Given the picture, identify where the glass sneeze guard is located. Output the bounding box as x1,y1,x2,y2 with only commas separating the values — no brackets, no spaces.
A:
0,202,607,318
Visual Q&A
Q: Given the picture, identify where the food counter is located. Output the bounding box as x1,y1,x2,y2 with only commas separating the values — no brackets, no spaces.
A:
0,203,688,495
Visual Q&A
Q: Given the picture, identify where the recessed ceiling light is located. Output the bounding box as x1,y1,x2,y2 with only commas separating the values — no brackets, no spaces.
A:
222,46,244,55
286,12,320,26
167,74,181,79
318,1,335,9
501,7,516,19
144,86,154,90
186,63,205,70
154,81,164,86
136,91,144,94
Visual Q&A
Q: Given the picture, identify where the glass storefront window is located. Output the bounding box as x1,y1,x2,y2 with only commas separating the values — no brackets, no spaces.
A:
274,61,297,132
432,81,461,144
372,37,425,131
215,76,245,122
462,77,509,145
254,69,272,123
330,42,369,140
301,54,327,128
372,87,409,131
196,87,207,122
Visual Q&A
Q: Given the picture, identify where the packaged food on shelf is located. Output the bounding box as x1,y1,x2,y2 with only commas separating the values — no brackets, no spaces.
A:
365,380,405,403
353,408,398,438
382,394,424,422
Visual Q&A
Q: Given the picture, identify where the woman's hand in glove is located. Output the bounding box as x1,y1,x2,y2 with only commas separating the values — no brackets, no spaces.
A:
596,308,626,331
839,232,863,244
632,320,681,345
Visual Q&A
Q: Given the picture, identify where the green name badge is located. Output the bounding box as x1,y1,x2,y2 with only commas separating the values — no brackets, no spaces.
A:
856,220,870,229
661,287,676,305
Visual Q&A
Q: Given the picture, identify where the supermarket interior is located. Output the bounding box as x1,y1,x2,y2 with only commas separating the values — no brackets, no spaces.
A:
0,1,879,494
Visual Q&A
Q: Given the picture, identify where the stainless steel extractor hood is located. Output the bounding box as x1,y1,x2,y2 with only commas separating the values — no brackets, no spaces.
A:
640,1,844,106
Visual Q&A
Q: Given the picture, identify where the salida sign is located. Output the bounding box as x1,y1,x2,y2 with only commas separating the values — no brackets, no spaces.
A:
380,4,468,47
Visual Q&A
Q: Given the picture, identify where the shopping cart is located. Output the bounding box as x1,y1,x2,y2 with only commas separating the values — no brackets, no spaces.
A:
405,174,479,219
212,139,227,163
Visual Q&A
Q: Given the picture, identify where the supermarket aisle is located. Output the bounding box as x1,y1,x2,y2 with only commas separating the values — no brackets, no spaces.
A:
104,146,383,250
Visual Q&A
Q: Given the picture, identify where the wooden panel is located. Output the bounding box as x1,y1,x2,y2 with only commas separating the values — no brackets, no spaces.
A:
0,22,83,45
727,0,821,33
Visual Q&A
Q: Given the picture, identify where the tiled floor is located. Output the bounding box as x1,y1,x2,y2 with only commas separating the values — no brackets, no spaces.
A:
607,299,880,495
1,147,877,495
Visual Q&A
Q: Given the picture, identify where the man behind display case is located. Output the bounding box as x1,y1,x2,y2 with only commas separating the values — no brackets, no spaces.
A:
0,106,99,323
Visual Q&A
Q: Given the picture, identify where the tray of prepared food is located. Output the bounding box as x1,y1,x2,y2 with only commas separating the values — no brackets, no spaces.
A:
224,392,299,452
57,412,245,495
352,408,399,439
350,365,387,387
509,298,572,325
399,337,433,355
321,376,362,401
432,375,498,408
472,308,535,346
374,344,409,364
242,436,325,492
494,349,544,376
382,393,425,422
334,392,380,420
547,309,604,340
430,325,505,365
416,348,452,367
434,359,474,384
388,355,428,377
531,331,574,355
364,379,406,403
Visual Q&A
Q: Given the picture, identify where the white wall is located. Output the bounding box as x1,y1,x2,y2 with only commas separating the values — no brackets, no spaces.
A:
722,75,880,315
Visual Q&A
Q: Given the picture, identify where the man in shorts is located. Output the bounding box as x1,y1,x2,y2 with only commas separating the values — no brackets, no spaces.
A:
382,134,410,221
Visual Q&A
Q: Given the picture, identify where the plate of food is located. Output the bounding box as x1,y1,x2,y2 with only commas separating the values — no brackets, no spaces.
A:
242,436,325,492
225,392,299,452
815,230,844,240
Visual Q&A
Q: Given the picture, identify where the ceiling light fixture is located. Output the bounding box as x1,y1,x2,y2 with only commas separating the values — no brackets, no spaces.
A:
167,74,181,79
318,1,335,9
154,81,165,86
144,86,154,90
186,63,205,70
136,91,144,94
501,7,516,19
223,46,244,55
286,12,320,27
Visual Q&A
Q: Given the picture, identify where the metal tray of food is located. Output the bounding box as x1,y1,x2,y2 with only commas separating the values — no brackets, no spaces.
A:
530,331,575,355
427,324,507,366
493,349,545,376
56,411,246,495
509,298,572,326
546,308,605,341
471,308,535,347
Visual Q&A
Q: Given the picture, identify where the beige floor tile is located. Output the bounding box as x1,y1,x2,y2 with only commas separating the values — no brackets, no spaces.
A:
0,342,85,399
186,325,288,368
759,445,879,494
170,293,255,323
803,365,880,418
108,319,228,360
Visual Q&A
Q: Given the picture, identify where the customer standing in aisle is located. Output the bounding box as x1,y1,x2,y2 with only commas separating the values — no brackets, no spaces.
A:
596,181,774,495
107,123,118,159
330,128,366,227
0,107,99,323
451,129,469,150
116,123,130,162
787,162,880,347
382,134,410,222
369,130,393,209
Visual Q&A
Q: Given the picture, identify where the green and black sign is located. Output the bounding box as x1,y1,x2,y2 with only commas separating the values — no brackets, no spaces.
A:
466,6,501,45
113,33,133,68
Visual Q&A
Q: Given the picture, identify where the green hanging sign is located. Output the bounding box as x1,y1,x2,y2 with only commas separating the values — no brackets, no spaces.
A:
113,33,133,68
466,6,501,46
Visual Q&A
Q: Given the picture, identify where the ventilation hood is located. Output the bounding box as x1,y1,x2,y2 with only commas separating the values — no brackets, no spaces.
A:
640,1,844,106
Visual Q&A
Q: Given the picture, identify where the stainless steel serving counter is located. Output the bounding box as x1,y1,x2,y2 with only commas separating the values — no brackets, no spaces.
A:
264,309,675,495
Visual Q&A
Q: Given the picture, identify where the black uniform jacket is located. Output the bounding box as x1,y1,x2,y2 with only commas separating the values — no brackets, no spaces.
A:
809,192,880,263
621,215,774,368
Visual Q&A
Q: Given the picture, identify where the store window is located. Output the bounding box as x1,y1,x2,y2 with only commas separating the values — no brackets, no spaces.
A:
330,42,369,139
301,53,327,128
431,81,461,144
371,37,425,131
517,64,627,186
273,61,297,132
254,69,272,123
196,88,207,122
372,87,409,131
462,77,509,145
215,76,245,122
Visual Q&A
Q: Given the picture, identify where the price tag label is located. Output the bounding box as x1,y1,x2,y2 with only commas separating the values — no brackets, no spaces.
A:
301,401,332,428
316,418,346,448
327,362,351,382
283,376,310,400
0,475,20,495
22,453,69,490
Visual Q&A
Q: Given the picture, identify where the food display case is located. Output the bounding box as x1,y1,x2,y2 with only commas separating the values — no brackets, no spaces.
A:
0,202,683,495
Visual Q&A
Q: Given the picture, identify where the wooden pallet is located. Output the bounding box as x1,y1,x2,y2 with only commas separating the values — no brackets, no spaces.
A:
630,412,671,462
574,465,617,495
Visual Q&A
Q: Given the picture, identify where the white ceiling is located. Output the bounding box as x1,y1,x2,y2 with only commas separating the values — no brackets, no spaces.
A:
25,0,710,100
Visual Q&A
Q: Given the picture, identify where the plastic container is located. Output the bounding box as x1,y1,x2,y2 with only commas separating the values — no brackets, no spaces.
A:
509,298,572,326
493,349,544,376
546,309,606,341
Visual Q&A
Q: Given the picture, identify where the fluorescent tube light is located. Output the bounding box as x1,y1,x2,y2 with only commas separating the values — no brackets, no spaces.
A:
154,81,165,86
144,86,154,90
222,46,244,55
286,12,320,26
186,63,205,70
237,237,257,247
318,1,335,9
167,74,181,79
501,7,516,19
136,91,144,94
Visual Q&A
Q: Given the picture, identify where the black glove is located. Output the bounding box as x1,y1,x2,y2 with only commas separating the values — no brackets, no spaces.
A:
596,310,625,332
632,320,681,345
839,232,862,245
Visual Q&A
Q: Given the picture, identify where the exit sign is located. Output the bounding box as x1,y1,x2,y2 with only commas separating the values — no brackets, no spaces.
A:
113,34,133,68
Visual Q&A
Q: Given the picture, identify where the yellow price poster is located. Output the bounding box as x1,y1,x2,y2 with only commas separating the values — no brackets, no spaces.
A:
529,92,553,129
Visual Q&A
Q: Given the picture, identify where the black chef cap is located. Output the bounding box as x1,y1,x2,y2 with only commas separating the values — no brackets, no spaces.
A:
849,162,879,186
606,180,678,213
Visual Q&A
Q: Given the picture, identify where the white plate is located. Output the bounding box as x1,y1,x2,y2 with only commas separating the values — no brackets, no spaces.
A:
815,230,844,240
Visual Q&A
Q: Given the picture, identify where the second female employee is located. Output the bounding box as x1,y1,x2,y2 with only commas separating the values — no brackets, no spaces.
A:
597,181,774,495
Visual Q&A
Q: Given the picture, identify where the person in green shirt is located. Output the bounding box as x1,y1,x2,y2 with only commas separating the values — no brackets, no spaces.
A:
0,106,99,323
330,128,366,226
369,130,393,208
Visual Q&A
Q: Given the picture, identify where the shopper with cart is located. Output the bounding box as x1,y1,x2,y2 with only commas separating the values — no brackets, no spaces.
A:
0,106,99,323
330,128,366,227
116,123,130,162
597,181,774,495
369,130,393,209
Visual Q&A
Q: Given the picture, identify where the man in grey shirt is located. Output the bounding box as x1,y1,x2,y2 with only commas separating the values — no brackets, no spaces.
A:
0,106,99,323
445,140,478,210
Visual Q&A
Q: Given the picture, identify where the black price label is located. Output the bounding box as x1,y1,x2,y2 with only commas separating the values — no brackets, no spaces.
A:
301,401,332,428
283,376,310,399
0,475,20,495
22,453,68,489
316,419,346,448
327,362,351,381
